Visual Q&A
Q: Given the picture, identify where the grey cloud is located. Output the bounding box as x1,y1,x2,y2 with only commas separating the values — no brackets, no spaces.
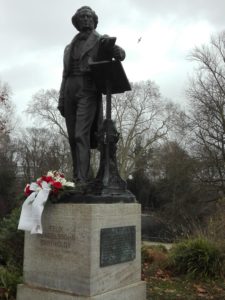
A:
127,0,225,27
1,1,76,50
2,0,224,53
1,0,225,115
1,62,51,91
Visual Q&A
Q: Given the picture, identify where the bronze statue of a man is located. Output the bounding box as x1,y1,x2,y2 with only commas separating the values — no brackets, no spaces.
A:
58,6,125,183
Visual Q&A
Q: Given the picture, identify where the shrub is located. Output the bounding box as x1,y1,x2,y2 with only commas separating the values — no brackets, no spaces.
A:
0,208,24,272
0,267,22,300
0,207,24,299
169,237,225,279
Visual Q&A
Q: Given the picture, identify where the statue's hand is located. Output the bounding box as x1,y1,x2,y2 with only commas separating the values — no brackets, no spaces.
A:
112,46,125,61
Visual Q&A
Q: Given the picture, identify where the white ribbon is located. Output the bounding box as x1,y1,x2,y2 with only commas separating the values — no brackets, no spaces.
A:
18,181,51,234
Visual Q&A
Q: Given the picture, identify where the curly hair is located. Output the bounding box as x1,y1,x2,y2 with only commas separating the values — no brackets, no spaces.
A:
71,6,98,31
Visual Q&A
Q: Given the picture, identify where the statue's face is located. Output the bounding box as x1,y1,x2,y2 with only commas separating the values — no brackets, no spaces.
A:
77,8,94,32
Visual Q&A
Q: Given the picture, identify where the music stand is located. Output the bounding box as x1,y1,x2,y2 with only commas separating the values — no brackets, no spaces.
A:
89,60,132,196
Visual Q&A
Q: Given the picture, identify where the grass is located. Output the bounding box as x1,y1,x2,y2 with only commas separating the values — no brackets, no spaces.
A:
142,243,225,299
146,275,225,299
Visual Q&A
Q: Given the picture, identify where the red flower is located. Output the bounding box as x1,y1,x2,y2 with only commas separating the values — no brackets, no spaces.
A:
24,184,32,197
41,176,53,183
36,178,43,187
51,181,62,189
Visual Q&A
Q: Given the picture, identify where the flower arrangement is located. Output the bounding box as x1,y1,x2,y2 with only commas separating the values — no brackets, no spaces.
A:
18,171,75,235
24,170,75,198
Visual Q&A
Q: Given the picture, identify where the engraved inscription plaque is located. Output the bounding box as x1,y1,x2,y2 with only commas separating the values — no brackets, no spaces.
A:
100,226,136,267
38,224,76,253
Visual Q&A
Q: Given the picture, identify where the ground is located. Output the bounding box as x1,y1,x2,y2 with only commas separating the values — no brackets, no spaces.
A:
146,275,225,299
142,243,225,300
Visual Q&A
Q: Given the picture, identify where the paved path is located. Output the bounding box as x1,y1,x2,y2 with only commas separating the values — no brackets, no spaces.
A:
142,241,173,250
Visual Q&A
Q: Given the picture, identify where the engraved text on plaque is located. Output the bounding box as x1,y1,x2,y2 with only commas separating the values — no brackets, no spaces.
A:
100,226,136,267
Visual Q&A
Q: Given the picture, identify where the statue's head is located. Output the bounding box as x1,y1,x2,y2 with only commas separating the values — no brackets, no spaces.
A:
72,6,98,32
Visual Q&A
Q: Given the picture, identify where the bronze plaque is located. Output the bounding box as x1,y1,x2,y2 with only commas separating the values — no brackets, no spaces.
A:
100,226,136,267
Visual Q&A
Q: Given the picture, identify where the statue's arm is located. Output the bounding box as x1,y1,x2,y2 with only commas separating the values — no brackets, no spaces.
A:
58,46,69,117
99,34,126,61
58,70,66,117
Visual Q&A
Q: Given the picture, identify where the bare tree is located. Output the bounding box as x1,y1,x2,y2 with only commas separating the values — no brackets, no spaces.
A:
0,81,14,135
187,31,225,190
0,81,18,215
16,128,72,184
112,80,172,179
26,89,67,138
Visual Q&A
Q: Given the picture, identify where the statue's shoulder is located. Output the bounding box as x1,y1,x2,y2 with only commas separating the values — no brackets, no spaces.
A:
64,39,75,53
100,34,110,38
64,34,79,52
92,30,107,40
93,30,101,37
64,44,71,52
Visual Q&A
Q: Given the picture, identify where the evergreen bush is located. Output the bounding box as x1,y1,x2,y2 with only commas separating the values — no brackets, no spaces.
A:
169,237,225,279
0,207,24,299
0,208,24,271
0,267,21,300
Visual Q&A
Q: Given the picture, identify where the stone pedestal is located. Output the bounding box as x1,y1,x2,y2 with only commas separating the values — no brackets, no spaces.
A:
17,203,146,300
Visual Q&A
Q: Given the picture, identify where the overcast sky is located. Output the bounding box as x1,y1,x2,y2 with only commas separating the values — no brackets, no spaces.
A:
1,0,225,121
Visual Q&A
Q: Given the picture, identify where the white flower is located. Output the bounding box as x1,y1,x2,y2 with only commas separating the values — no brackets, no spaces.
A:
47,171,54,177
63,181,75,188
57,177,67,185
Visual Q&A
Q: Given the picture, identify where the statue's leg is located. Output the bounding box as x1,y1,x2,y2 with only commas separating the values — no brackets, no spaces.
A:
64,77,80,181
74,95,97,182
65,114,78,180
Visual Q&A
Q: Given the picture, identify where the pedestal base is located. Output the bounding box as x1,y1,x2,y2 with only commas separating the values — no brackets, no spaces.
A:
17,203,146,299
17,281,146,300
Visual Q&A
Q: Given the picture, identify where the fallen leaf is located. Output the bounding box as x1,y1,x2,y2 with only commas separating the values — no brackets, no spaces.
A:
197,294,207,298
164,289,176,293
193,284,207,294
155,268,170,279
214,286,224,292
